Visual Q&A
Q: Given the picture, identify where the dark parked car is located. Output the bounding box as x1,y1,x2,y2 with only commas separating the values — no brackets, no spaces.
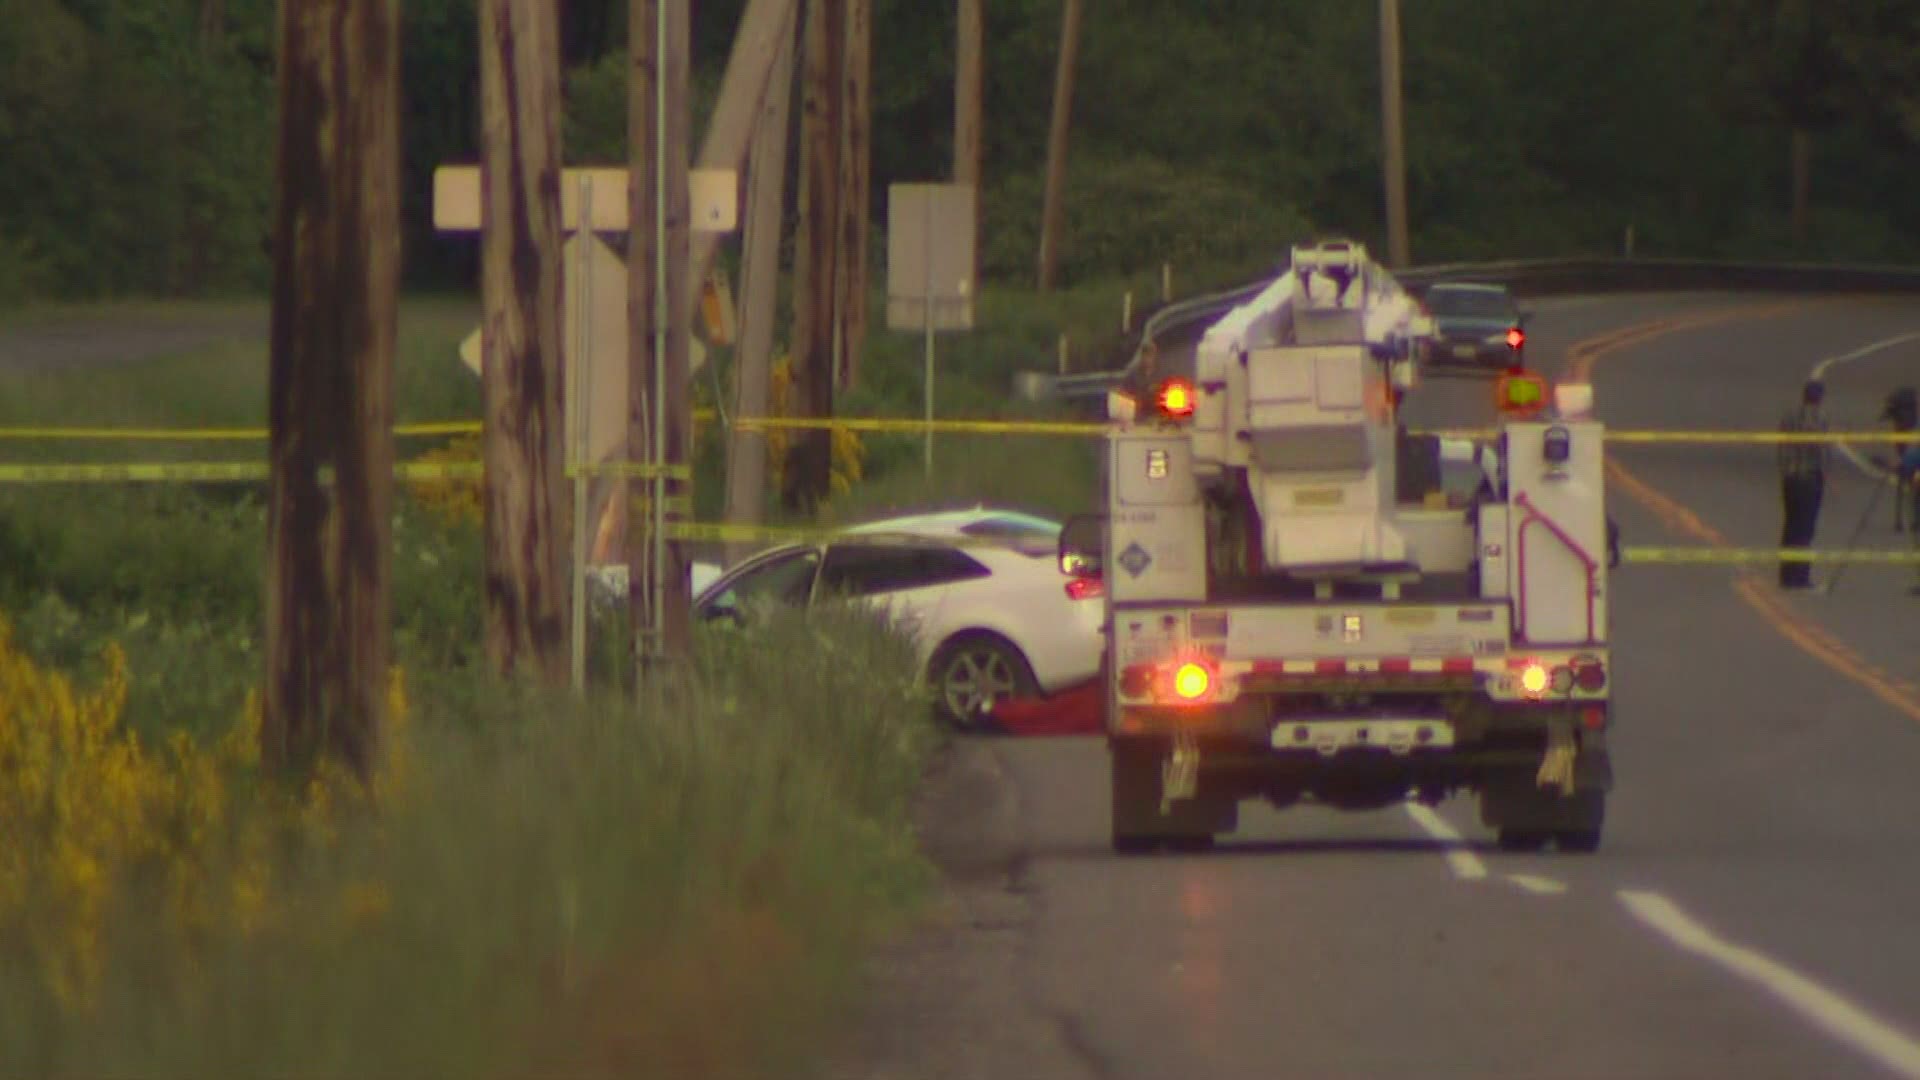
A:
1421,282,1528,368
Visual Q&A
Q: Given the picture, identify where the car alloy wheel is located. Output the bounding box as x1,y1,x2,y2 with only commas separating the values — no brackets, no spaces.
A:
932,635,1037,730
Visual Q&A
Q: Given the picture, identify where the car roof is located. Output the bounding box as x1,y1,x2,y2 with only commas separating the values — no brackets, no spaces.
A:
841,506,1060,535
1428,281,1509,294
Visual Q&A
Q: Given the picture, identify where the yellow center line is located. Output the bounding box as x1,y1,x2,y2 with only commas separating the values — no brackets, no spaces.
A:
1578,301,1920,726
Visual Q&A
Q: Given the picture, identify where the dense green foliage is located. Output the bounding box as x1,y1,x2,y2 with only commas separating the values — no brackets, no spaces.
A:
3,0,1918,302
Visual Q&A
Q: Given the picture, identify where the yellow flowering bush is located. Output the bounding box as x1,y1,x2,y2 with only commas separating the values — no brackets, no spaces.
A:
0,613,409,1011
767,354,865,498
406,433,485,527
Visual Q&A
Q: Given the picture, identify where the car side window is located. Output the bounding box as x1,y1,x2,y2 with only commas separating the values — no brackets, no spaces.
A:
698,548,821,618
818,543,988,598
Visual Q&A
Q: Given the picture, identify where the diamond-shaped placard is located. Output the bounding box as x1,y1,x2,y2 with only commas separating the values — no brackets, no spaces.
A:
1118,542,1153,578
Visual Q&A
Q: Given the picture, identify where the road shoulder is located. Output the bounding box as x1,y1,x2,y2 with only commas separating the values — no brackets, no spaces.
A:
825,736,1096,1080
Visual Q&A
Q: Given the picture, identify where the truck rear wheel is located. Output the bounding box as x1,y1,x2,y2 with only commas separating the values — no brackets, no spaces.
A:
1480,785,1605,855
1109,738,1234,854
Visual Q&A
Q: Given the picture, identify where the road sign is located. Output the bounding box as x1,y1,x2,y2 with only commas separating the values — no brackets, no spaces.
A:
886,182,976,478
886,182,976,332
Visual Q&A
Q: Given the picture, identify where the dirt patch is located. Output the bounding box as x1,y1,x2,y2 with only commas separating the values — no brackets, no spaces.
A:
0,310,267,372
823,737,1097,1080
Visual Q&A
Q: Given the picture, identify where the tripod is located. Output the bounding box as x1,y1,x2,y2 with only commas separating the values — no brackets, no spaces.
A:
1818,472,1893,596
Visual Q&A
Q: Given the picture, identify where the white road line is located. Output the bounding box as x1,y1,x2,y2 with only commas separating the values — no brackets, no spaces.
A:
1620,890,1920,1079
1506,874,1568,896
1809,331,1920,480
1403,803,1487,881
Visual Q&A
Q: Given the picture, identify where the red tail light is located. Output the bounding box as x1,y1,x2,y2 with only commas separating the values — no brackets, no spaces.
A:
1065,576,1104,601
1574,657,1606,691
1505,327,1525,350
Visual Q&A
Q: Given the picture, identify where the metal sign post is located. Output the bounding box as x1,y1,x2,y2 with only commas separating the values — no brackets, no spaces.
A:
888,182,976,478
570,173,594,693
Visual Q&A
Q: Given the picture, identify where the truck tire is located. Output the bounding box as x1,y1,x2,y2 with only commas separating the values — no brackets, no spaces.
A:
1109,738,1234,854
1480,785,1605,854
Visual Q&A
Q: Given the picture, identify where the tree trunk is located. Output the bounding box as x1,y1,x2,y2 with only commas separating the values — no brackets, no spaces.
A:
263,0,400,782
724,2,799,563
954,0,984,272
1036,0,1081,292
1790,126,1812,249
478,0,569,687
785,0,842,513
834,0,871,390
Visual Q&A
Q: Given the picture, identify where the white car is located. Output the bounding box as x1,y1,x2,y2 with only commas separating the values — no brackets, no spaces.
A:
590,506,1060,604
692,523,1104,729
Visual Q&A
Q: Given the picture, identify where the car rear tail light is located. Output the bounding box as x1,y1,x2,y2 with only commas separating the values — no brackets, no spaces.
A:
1065,576,1104,601
1506,326,1525,349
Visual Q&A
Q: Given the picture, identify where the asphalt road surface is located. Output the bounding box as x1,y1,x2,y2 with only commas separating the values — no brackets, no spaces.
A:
835,292,1920,1080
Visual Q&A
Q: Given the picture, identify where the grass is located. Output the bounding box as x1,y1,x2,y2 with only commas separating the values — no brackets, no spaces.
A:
0,264,1247,1074
0,602,939,1078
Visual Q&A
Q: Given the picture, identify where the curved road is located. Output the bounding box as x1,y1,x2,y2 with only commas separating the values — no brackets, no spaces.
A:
836,293,1920,1079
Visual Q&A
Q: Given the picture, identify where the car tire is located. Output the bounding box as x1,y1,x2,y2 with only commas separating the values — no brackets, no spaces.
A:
928,632,1040,732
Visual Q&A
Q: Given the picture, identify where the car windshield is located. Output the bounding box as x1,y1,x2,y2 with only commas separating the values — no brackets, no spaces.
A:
1428,287,1513,319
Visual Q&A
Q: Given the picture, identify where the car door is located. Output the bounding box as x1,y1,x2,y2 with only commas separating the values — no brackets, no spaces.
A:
814,541,986,656
693,545,824,626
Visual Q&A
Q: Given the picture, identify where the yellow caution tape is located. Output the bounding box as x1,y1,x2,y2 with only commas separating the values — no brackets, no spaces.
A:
0,460,691,484
0,411,722,442
1622,546,1920,564
730,416,1108,436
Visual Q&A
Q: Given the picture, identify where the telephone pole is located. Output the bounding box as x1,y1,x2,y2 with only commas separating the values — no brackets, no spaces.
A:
1036,0,1082,292
787,0,844,512
476,0,569,688
955,0,984,269
724,1,799,560
1379,0,1410,268
629,0,694,683
264,0,400,781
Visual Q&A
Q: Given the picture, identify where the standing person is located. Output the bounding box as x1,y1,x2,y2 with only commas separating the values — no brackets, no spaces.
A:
1777,380,1830,588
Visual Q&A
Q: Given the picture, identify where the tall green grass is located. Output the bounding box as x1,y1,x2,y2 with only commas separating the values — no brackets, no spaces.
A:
0,603,939,1078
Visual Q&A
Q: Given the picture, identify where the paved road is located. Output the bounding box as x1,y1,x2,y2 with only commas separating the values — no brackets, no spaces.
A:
837,292,1920,1079
0,306,267,372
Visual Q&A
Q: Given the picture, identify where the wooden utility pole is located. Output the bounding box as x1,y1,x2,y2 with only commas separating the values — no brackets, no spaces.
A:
687,0,801,353
786,0,843,512
263,0,399,782
629,0,695,673
1037,0,1082,292
724,1,799,559
1378,0,1411,268
955,0,984,268
834,0,872,389
477,0,569,687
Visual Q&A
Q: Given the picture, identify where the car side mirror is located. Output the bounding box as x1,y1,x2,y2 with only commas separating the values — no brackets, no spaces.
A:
1058,513,1106,577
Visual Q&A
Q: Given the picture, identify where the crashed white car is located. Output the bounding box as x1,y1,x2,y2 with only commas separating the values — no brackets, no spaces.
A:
588,506,1062,609
691,522,1103,729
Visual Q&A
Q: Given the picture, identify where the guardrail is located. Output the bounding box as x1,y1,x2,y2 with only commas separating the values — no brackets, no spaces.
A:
1031,255,1920,403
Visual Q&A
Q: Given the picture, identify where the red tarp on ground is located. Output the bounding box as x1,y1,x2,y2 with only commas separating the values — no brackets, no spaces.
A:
985,678,1106,736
